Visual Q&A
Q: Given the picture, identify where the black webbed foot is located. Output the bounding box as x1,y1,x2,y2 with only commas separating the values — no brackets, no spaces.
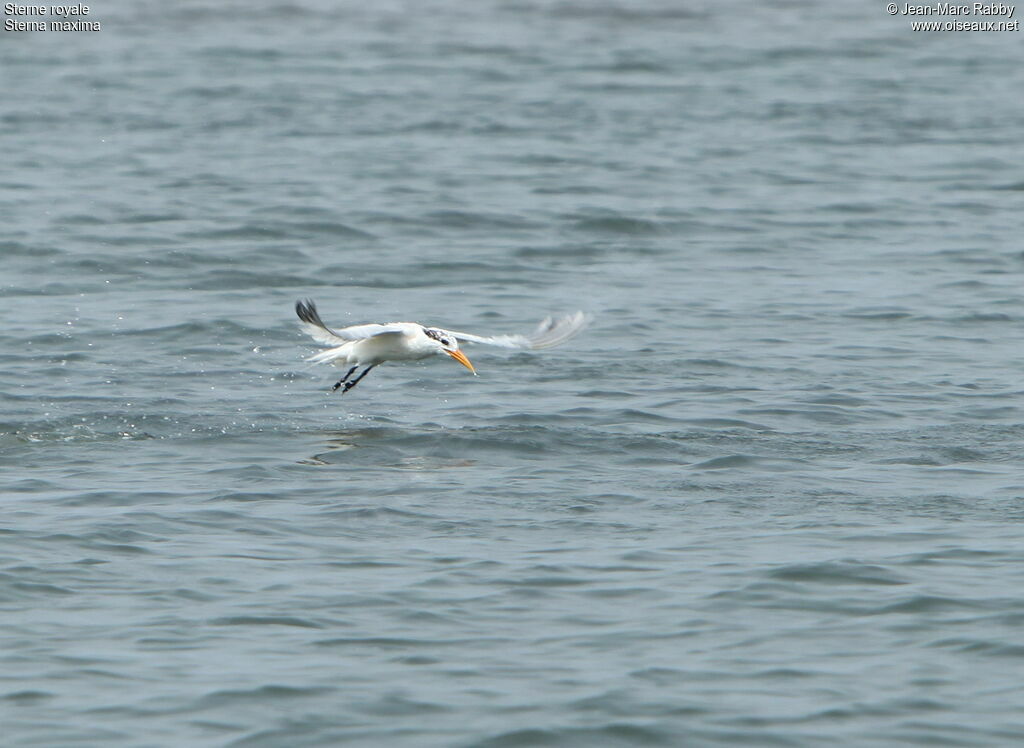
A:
331,366,359,392
338,365,376,395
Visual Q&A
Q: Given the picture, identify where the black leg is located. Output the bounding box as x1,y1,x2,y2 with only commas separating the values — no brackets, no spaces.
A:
331,366,359,392
341,365,375,394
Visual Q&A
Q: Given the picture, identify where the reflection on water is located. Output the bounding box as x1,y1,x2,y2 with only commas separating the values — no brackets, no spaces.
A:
393,456,476,470
299,429,476,470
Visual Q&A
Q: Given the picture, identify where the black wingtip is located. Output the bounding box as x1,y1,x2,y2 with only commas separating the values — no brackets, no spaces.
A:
295,299,321,326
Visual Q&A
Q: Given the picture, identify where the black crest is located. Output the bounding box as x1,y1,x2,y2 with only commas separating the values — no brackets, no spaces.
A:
424,328,451,346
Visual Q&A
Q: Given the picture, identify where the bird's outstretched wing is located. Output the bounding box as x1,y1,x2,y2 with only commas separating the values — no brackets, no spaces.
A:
449,311,590,350
295,300,406,344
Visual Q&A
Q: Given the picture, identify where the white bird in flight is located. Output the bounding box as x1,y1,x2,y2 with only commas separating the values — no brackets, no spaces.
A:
295,299,589,394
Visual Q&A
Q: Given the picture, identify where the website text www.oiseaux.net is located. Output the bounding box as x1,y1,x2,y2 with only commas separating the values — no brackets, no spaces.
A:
911,18,1019,28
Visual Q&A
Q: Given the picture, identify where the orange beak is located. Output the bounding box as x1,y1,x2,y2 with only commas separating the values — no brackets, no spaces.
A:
445,349,476,375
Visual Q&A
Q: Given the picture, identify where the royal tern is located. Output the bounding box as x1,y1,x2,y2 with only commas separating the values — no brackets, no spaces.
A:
295,299,589,394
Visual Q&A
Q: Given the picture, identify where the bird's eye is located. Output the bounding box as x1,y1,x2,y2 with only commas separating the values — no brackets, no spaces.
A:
441,338,451,346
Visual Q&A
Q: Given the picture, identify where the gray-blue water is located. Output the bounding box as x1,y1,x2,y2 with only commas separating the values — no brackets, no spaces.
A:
3,2,1024,745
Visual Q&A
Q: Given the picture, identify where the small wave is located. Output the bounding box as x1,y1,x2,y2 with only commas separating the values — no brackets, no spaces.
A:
405,210,542,230
928,638,1024,657
186,220,375,241
471,723,676,748
951,312,1014,323
766,561,908,586
209,616,325,629
841,308,914,321
688,454,807,471
0,240,60,257
683,418,773,430
572,216,665,235
1,690,54,703
192,684,333,711
878,595,988,615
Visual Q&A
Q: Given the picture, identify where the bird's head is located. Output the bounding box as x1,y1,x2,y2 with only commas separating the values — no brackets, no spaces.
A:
424,328,476,374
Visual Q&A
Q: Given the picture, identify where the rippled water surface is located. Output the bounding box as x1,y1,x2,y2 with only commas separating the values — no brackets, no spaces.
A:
4,1,1024,745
